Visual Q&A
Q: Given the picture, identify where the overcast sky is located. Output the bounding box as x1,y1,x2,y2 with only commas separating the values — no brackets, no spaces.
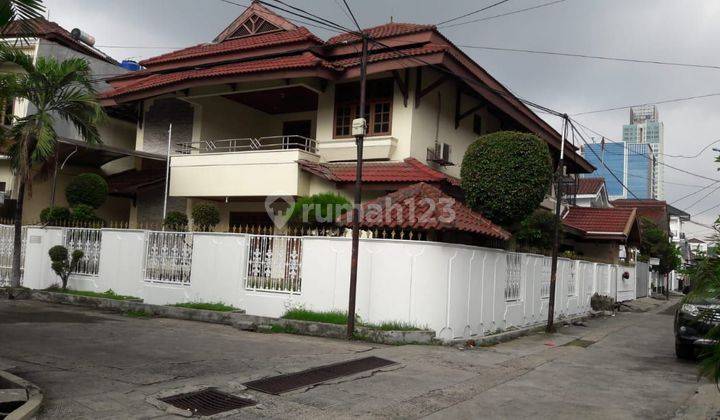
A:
44,0,720,238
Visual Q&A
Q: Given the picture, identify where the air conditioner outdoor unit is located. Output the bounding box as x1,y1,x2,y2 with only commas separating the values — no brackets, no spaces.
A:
427,142,453,166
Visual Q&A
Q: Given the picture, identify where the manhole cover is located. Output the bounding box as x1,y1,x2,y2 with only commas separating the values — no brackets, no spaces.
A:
244,356,396,395
159,388,255,416
564,339,596,348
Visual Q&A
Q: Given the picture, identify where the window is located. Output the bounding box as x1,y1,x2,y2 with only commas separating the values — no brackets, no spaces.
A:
334,78,393,138
473,114,482,135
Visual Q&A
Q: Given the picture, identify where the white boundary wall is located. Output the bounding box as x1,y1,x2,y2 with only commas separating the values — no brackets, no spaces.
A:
21,228,644,342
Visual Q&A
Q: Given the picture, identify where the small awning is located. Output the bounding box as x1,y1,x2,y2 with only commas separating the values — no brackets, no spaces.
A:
107,168,165,196
57,137,166,167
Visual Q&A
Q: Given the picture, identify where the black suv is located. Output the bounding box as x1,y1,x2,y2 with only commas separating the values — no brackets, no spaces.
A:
675,300,720,358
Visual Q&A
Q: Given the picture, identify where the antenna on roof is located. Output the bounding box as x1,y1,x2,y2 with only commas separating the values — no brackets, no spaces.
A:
390,16,394,23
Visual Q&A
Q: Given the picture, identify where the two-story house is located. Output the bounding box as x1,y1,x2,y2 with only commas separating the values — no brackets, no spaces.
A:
0,17,162,223
99,1,594,230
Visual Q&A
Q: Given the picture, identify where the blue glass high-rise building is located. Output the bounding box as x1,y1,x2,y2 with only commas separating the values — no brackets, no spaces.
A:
581,142,654,199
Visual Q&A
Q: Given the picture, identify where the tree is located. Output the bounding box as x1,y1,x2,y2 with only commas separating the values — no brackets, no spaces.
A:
191,203,220,231
460,131,553,226
0,0,45,29
48,245,83,291
289,193,351,227
0,46,104,287
639,217,681,275
514,209,558,252
164,211,188,231
65,173,108,208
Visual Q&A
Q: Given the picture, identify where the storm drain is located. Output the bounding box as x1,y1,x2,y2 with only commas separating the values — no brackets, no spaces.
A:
244,356,396,395
564,339,596,348
159,388,255,416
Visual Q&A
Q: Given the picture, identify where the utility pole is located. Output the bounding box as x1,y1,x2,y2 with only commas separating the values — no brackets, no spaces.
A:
347,34,369,339
547,114,568,333
161,123,173,227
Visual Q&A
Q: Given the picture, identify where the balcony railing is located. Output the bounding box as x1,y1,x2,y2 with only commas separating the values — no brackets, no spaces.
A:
175,135,317,155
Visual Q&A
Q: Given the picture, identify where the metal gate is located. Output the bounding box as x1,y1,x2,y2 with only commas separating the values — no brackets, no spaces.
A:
635,261,649,298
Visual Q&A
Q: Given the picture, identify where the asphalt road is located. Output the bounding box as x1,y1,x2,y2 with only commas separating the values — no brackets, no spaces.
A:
0,298,716,419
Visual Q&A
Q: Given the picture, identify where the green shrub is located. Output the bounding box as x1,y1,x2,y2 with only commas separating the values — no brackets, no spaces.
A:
164,211,188,231
65,173,108,209
460,131,553,226
71,204,102,225
289,193,351,226
48,245,84,290
40,206,71,226
514,210,558,252
191,203,220,231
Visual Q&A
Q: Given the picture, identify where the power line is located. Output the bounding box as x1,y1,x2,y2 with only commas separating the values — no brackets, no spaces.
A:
669,182,719,205
436,0,514,26
439,0,568,28
217,0,348,33
458,44,720,71
573,92,720,116
341,0,362,32
570,120,640,199
683,183,720,211
693,202,720,218
571,119,720,183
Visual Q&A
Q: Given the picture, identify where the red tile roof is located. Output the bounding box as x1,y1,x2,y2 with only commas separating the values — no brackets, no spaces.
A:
563,207,637,238
101,52,336,99
610,199,669,231
298,157,459,185
332,44,448,68
576,178,605,195
326,22,435,45
337,182,510,240
1,17,115,63
139,27,323,67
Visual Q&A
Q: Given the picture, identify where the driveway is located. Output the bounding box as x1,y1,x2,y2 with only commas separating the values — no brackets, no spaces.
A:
0,298,716,419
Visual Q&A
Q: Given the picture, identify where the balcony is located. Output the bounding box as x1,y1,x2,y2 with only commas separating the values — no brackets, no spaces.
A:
169,135,320,198
176,135,317,155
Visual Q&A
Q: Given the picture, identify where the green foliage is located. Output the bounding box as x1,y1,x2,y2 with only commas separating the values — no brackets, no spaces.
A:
48,245,83,290
164,211,188,231
460,131,553,226
283,308,350,325
66,173,108,209
514,210,557,252
44,287,140,301
289,193,351,226
40,206,71,226
71,203,102,225
639,217,681,275
171,302,238,312
0,1,46,28
191,203,220,231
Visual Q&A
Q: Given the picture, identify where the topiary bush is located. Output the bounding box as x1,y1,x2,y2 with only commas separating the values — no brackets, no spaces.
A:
66,173,109,209
289,193,351,226
460,131,553,226
191,203,220,231
71,204,103,226
40,206,71,226
48,245,84,291
164,211,189,231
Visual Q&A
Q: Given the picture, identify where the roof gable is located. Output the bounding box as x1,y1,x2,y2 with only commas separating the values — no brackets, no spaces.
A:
214,1,297,43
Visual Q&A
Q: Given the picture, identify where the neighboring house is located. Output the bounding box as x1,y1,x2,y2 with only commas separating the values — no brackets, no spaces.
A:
668,205,690,289
687,238,708,255
572,177,610,208
98,1,594,232
0,17,163,223
611,199,670,233
562,206,640,264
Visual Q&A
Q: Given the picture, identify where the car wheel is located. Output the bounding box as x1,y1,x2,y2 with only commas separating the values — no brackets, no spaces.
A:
675,338,694,360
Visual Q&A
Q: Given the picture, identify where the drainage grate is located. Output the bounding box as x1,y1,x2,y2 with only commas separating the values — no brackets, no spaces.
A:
244,356,396,395
159,388,255,416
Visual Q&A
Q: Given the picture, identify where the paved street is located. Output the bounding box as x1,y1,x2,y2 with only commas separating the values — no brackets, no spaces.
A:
0,298,717,419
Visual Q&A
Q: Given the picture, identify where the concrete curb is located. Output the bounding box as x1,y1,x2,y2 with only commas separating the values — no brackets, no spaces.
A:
30,291,436,345
0,370,43,420
450,313,600,347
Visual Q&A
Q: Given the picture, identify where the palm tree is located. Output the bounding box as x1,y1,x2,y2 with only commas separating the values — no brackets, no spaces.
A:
0,45,104,287
0,1,45,29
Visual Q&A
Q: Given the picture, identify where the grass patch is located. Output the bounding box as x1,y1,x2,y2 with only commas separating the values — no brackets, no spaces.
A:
45,287,140,301
363,321,423,331
282,308,349,325
269,324,299,334
123,310,151,318
170,302,238,312
282,308,423,331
